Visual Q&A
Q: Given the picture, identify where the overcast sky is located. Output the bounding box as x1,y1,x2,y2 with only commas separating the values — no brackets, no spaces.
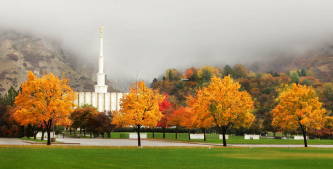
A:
1,0,333,83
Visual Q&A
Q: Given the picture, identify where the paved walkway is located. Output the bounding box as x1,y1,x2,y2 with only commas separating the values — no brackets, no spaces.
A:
0,138,206,147
1,138,333,148
229,144,333,148
0,138,29,145
56,138,207,147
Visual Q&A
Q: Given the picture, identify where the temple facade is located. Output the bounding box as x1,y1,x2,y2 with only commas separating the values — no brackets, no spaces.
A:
74,92,124,112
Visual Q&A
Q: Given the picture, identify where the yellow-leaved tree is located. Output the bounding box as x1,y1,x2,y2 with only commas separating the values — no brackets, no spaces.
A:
188,76,255,146
112,81,163,146
272,84,327,147
13,72,74,145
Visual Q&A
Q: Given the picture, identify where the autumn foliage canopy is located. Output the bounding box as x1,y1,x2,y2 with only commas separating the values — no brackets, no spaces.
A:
272,84,328,147
112,81,164,128
272,84,327,131
12,72,74,144
189,76,255,128
188,76,255,146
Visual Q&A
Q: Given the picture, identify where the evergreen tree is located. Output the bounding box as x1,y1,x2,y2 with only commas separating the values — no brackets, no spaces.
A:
223,65,235,77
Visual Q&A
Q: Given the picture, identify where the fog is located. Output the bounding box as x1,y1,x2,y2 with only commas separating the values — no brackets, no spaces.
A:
1,0,333,83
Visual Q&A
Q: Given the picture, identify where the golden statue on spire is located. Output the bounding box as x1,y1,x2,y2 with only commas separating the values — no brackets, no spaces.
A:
99,26,104,38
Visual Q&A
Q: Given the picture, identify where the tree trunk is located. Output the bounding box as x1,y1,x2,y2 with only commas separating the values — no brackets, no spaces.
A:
32,126,37,140
163,127,166,139
300,125,308,147
175,127,178,140
26,125,30,138
23,126,26,137
221,127,227,147
83,129,86,137
41,129,45,141
203,128,206,141
137,125,141,147
44,119,52,145
69,127,72,135
47,129,51,145
188,129,191,140
152,130,155,139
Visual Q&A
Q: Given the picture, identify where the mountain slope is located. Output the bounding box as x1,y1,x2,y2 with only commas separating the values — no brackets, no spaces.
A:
252,45,333,82
0,31,99,93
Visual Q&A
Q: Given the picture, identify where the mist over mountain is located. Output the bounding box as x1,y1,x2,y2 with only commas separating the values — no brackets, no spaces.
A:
1,0,333,83
251,43,333,82
0,31,120,93
1,28,333,94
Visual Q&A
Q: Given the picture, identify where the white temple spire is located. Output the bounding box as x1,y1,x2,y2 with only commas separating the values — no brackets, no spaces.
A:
98,26,104,73
95,26,108,93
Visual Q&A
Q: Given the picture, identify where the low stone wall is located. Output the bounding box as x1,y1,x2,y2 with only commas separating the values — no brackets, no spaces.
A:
36,131,55,139
129,133,147,139
294,135,309,140
190,134,204,139
218,135,229,140
244,134,260,140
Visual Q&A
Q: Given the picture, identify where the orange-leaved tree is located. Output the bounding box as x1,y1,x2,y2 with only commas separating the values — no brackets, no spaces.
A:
188,96,214,141
188,76,255,146
13,71,74,145
168,106,189,139
170,106,197,140
112,81,164,146
272,84,327,147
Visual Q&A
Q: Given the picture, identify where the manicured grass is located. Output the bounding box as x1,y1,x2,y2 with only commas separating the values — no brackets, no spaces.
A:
0,146,332,169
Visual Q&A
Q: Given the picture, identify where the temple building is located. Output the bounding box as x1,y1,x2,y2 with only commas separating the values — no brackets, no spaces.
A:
74,26,125,113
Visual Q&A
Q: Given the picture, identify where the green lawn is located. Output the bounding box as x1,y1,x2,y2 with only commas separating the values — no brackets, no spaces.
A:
0,146,332,169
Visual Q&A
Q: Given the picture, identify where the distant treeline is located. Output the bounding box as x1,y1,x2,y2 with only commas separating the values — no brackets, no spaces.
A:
150,64,333,137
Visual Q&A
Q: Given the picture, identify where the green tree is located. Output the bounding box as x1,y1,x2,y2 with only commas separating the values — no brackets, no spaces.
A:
0,87,21,137
164,69,182,81
0,86,18,106
233,64,250,78
289,71,300,84
86,112,113,138
70,105,96,136
223,65,235,77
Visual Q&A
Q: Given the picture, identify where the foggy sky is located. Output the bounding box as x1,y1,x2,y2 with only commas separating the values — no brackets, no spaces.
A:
1,0,333,85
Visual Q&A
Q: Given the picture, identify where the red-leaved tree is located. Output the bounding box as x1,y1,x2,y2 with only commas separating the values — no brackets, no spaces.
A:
157,95,173,139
